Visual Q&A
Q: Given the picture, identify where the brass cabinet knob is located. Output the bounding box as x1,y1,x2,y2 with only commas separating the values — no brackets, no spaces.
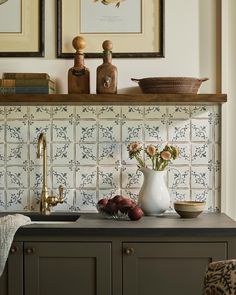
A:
124,248,134,255
25,248,35,254
10,246,19,254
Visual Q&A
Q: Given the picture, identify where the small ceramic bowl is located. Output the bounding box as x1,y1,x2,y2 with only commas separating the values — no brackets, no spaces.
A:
174,201,206,218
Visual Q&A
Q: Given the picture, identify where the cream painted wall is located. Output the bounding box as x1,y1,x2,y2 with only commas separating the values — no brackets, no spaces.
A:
221,0,236,220
0,0,217,94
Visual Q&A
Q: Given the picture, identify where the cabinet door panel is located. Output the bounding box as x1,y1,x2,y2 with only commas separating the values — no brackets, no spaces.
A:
0,242,23,295
24,242,111,295
123,242,227,295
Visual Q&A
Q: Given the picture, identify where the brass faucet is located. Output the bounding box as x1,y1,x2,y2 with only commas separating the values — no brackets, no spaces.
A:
37,132,64,215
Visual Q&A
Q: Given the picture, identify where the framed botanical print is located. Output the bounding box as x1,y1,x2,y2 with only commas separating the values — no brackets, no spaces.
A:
57,0,164,58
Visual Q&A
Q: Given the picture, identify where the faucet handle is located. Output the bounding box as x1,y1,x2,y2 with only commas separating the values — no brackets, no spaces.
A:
58,185,64,203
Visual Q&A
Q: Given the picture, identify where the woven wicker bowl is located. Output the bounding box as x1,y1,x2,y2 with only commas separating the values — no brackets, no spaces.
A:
131,77,209,94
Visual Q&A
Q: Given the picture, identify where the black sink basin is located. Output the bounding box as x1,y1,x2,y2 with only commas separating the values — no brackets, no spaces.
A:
23,212,80,222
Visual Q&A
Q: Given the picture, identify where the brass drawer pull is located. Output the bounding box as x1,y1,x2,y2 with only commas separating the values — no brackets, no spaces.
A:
10,246,19,254
25,248,35,254
124,248,134,255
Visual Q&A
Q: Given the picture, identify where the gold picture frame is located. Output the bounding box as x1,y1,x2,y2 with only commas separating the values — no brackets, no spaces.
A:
0,0,44,57
57,0,164,58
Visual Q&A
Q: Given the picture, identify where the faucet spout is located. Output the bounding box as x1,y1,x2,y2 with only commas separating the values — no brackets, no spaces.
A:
37,132,64,215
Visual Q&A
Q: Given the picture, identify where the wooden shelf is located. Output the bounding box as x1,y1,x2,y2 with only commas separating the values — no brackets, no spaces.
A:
0,94,227,105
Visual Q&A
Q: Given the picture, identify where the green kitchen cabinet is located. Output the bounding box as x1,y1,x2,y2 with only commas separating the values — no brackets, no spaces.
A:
122,242,227,295
24,242,111,295
0,242,23,295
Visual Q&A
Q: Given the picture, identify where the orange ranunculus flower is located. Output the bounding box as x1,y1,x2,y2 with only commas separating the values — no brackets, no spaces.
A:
160,151,172,161
146,145,157,157
128,142,142,152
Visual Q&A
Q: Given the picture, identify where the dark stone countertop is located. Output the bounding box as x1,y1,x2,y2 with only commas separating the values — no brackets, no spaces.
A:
1,212,236,237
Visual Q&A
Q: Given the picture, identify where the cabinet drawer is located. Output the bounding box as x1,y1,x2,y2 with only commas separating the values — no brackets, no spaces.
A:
123,242,227,295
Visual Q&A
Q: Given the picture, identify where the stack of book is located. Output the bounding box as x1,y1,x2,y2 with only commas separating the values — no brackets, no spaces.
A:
0,73,56,94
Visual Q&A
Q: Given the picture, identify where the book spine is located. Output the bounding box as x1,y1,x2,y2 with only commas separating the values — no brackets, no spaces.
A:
2,73,50,79
0,79,55,89
0,87,55,94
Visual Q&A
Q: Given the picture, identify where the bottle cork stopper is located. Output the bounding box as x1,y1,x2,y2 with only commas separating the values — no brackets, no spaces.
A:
102,40,113,51
72,36,86,53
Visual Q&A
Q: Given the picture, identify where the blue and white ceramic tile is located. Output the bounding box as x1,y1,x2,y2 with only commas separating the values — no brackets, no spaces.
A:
76,143,97,165
29,189,41,211
98,166,120,189
170,189,190,202
29,166,52,189
30,106,51,120
190,106,214,119
7,167,28,188
0,104,222,213
7,143,28,165
6,189,29,211
0,144,4,164
172,143,190,165
0,107,4,120
98,143,121,165
76,166,97,188
168,166,190,189
0,190,5,211
121,166,143,189
191,119,212,142
52,166,74,189
77,121,97,142
6,106,28,120
76,106,97,119
6,121,28,143
98,106,121,119
144,106,167,119
0,168,5,188
29,121,51,143
168,106,190,119
0,124,4,142
122,121,143,142
191,167,212,189
191,189,215,211
52,121,73,142
144,120,167,141
168,121,190,142
191,143,212,164
76,189,97,211
52,106,74,119
52,143,74,165
122,106,144,119
99,120,120,142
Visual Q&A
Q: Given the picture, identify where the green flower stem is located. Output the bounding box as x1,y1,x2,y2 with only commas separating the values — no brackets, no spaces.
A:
134,154,145,167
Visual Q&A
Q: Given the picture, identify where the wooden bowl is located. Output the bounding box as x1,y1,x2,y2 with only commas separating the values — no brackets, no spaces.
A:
174,201,206,218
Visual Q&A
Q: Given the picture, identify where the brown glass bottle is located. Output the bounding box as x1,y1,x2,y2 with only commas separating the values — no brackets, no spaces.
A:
96,40,117,94
68,36,90,94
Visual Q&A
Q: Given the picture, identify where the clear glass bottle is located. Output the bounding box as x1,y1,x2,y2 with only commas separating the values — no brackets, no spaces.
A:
96,40,117,94
68,36,90,94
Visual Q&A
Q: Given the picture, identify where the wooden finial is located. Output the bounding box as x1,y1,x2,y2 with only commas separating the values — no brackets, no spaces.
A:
72,36,86,53
102,40,113,51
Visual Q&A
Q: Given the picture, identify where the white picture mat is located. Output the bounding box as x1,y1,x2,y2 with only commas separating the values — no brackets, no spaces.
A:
0,0,21,33
80,0,141,33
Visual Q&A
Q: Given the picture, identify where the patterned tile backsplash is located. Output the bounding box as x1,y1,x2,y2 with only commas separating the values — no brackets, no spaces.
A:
0,105,221,213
